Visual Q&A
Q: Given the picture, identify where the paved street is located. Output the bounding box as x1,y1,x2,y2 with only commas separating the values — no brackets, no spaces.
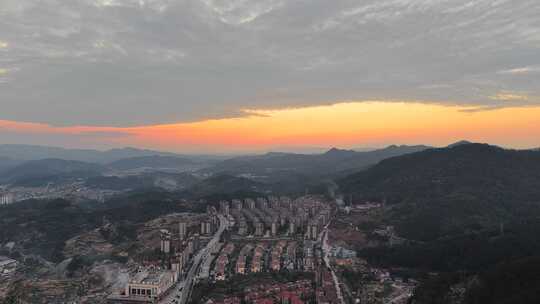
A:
160,214,228,304
321,222,346,304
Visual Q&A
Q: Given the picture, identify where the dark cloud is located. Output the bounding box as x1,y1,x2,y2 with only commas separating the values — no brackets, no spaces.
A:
0,0,539,126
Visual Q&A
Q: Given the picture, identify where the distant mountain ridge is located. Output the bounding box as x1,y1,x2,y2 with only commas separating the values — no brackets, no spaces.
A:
0,156,204,189
0,144,207,164
446,140,473,148
108,155,202,171
0,158,104,186
205,144,432,179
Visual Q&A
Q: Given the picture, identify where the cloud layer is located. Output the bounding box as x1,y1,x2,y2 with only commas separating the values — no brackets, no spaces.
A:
1,0,540,127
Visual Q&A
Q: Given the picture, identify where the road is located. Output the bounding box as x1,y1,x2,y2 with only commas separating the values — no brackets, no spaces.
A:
160,214,228,304
320,222,346,304
199,241,223,280
319,217,413,304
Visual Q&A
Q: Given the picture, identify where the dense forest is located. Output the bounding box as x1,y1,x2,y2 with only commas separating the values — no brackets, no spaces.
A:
340,143,540,241
339,144,540,303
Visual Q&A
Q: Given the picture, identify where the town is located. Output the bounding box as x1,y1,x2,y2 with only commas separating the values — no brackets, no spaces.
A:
105,196,340,304
101,194,417,304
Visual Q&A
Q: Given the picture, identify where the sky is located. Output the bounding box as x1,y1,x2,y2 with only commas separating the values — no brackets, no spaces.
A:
1,0,539,153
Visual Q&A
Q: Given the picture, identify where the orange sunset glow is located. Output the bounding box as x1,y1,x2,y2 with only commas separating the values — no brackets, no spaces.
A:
2,102,539,153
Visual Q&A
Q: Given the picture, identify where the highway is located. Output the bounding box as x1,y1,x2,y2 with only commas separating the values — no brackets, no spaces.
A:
160,214,228,304
199,241,223,280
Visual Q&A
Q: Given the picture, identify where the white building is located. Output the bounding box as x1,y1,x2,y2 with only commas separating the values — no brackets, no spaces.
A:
125,268,177,301
0,256,17,276
178,221,187,240
160,230,171,254
329,246,357,259
0,192,14,205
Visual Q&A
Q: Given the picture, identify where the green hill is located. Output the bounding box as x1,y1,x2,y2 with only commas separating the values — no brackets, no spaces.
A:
340,144,540,304
339,143,540,241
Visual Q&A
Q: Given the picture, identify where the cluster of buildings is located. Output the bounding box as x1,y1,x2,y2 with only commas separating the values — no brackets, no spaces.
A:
205,196,343,304
1,184,119,204
316,269,339,304
270,241,287,271
251,243,265,273
221,196,331,239
302,241,316,272
0,191,14,205
159,224,202,276
200,209,219,236
234,243,253,275
341,201,383,215
207,280,314,304
215,243,235,281
0,256,17,277
164,224,203,278
111,195,339,304
210,238,320,282
213,240,301,280
328,246,356,260
110,215,213,303
340,263,416,304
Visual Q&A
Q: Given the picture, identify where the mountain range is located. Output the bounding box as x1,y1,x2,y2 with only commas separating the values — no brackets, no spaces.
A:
0,144,226,164
337,143,540,304
0,145,225,185
0,144,432,187
107,155,204,171
0,159,105,186
204,144,431,180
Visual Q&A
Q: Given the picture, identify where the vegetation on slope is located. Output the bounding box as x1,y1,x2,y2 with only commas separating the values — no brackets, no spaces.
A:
339,144,540,304
340,143,540,241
